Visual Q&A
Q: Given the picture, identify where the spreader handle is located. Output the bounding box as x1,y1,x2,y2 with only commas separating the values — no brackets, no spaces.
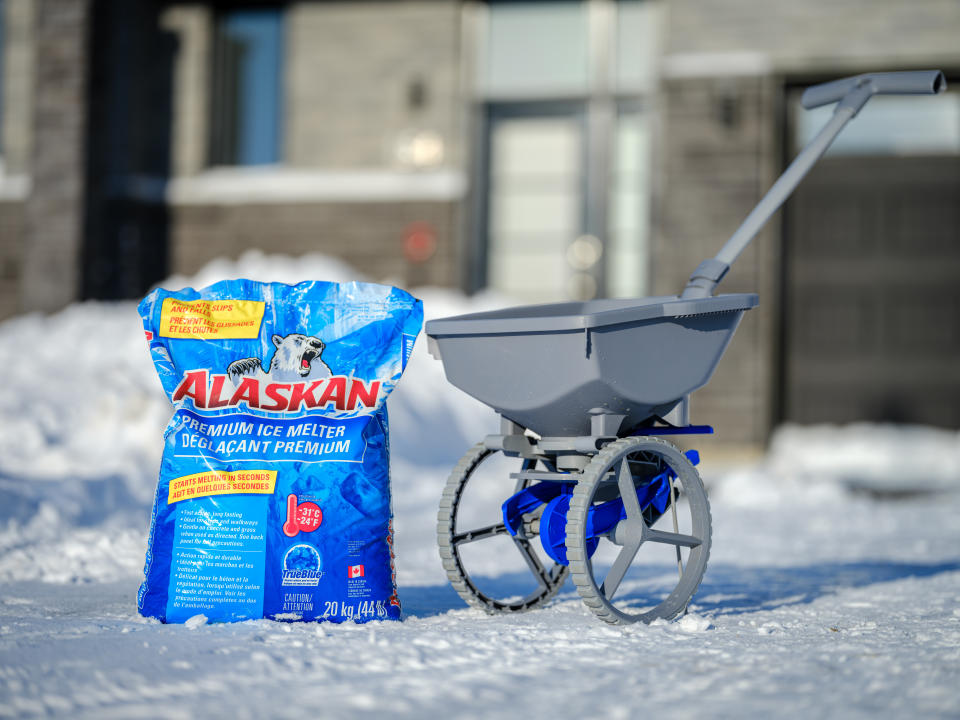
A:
801,70,946,110
681,70,947,299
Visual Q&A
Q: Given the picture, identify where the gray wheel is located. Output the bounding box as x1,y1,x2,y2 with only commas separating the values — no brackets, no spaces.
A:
565,436,711,624
438,443,569,613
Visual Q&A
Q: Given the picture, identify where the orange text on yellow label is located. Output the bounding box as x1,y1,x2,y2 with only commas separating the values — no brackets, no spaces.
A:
159,298,266,340
167,469,278,504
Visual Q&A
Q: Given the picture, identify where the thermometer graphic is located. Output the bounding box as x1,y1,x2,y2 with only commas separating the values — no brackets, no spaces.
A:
282,493,299,537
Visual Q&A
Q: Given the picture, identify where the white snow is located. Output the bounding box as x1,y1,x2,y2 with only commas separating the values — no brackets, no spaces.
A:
184,614,208,630
1,250,958,718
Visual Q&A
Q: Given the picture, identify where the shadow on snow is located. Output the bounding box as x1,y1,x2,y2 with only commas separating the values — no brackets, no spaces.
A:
399,559,960,619
691,559,960,616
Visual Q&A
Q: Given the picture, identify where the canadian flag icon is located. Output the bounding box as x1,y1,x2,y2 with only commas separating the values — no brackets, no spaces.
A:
348,564,365,579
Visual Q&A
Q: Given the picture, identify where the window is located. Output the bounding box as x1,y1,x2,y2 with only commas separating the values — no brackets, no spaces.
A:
209,8,284,166
482,1,589,97
794,91,960,156
615,0,660,93
475,1,660,301
607,105,652,298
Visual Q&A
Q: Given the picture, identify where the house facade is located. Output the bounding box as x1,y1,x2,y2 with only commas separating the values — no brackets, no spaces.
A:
2,0,959,444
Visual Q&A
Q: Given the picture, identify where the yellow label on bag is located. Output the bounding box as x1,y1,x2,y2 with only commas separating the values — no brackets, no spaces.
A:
159,298,265,339
167,469,278,504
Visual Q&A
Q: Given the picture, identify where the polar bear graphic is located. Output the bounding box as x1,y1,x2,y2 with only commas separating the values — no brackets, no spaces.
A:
227,333,332,384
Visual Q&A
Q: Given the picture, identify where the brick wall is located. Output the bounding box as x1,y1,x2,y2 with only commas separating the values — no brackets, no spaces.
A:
0,201,24,320
21,0,89,313
657,0,960,445
666,0,960,71
169,200,458,289
652,75,781,445
3,0,35,176
0,0,35,321
161,5,210,177
160,1,465,291
286,1,463,170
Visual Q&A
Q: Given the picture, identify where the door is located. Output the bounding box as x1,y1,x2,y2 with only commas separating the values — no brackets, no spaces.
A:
484,104,586,303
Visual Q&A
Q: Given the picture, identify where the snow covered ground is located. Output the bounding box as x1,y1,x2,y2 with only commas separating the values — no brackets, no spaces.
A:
1,252,958,718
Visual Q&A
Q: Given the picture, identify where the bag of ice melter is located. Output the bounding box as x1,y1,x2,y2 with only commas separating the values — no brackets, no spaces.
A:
137,279,422,624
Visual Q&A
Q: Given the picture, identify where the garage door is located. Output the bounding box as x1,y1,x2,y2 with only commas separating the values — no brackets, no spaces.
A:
783,155,960,426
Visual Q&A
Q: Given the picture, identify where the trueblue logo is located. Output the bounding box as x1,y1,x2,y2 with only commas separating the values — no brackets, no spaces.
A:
282,544,323,587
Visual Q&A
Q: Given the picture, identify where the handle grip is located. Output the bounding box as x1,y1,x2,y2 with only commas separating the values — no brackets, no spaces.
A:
802,70,946,110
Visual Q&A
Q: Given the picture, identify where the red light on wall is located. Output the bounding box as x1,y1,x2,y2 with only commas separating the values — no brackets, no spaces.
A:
403,222,437,263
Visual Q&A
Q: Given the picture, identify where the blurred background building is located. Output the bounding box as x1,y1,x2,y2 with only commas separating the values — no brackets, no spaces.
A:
1,0,958,444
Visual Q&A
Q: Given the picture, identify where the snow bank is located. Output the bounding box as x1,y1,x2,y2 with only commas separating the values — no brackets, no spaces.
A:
0,250,957,587
768,422,960,493
712,422,960,508
0,302,166,511
0,251,501,585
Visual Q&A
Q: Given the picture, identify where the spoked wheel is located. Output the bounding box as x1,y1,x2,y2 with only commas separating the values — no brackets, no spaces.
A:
566,436,711,624
438,443,569,613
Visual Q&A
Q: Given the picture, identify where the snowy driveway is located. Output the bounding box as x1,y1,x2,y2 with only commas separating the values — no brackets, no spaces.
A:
2,480,958,719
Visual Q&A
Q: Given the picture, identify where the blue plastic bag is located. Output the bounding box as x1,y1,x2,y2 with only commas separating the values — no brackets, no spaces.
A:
137,279,422,623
